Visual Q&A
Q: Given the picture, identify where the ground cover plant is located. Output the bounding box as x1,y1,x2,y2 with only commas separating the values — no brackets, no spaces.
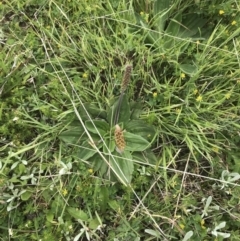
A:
1,0,240,240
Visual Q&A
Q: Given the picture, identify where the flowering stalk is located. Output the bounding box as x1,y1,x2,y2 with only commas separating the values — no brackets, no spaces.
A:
114,64,132,125
121,64,132,93
113,64,132,153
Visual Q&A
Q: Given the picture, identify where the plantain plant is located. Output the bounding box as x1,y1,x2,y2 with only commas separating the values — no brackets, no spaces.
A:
59,66,156,184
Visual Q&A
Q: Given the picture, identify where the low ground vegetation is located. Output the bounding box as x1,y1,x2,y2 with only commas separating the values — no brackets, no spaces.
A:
1,0,240,240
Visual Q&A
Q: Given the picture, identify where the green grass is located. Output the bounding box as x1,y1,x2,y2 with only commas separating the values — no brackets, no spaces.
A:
1,0,240,240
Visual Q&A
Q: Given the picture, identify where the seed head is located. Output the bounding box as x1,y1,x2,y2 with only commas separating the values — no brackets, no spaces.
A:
121,64,132,93
114,124,125,153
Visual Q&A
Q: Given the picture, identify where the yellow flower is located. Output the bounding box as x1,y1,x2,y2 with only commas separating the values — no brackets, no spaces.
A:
201,219,206,229
88,168,93,174
196,40,200,45
82,73,88,78
196,95,202,102
219,10,224,15
180,73,186,79
153,92,157,98
231,20,237,25
225,93,231,99
179,223,185,230
212,147,219,153
144,14,149,23
193,89,198,95
140,11,144,16
62,188,68,196
176,108,181,114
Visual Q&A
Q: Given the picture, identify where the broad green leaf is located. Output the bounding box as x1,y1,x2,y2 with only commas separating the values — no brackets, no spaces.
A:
133,149,157,164
103,138,115,153
165,13,182,36
77,104,107,121
59,126,86,144
76,140,100,161
91,154,108,176
18,163,26,174
116,94,131,124
67,207,88,221
46,212,54,223
124,132,150,151
89,218,101,229
110,151,133,184
85,119,109,136
178,13,208,38
21,191,32,201
108,94,130,125
164,13,182,49
130,101,143,119
179,64,198,77
154,0,171,32
144,31,159,47
125,120,156,141
98,186,109,212
135,13,160,46
179,41,191,54
108,200,120,211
